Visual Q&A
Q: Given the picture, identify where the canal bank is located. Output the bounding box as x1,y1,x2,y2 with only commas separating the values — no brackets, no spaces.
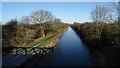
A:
23,27,94,67
2,27,69,68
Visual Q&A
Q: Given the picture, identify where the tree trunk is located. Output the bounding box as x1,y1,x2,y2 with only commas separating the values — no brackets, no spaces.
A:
42,30,45,37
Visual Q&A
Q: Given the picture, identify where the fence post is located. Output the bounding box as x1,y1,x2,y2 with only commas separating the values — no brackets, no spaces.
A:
32,48,38,54
24,48,28,54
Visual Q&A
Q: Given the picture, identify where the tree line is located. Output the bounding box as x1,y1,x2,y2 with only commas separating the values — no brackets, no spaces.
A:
71,2,120,49
2,9,68,47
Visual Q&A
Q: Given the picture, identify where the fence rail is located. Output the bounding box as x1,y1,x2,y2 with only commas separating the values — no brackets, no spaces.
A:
3,47,53,55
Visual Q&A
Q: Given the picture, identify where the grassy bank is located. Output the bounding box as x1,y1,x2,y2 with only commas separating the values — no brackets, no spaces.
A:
37,27,69,47
28,35,54,47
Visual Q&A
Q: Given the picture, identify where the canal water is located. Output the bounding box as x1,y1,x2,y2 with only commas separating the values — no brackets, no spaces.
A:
25,27,94,66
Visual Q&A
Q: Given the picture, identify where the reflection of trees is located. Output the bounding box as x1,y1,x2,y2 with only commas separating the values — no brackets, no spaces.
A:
88,45,120,66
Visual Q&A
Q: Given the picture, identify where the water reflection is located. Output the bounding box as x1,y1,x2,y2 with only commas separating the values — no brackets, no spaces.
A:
23,27,120,67
80,36,120,66
88,46,120,66
24,27,94,66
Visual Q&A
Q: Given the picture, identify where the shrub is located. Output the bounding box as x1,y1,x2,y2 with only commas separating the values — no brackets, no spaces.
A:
71,22,120,48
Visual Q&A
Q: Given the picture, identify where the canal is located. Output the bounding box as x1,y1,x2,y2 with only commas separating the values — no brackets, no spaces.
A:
36,27,92,66
24,27,94,66
23,27,120,68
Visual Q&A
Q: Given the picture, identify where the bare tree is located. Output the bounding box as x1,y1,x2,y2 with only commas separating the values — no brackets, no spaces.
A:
30,9,55,37
21,16,33,24
91,5,113,23
22,9,55,37
30,9,54,24
110,1,120,22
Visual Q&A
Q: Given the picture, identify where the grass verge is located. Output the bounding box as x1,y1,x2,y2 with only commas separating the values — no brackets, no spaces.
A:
28,35,54,47
37,27,68,47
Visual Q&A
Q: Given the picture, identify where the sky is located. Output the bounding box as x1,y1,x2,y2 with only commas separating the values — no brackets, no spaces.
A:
1,0,119,2
0,2,2,23
2,2,111,24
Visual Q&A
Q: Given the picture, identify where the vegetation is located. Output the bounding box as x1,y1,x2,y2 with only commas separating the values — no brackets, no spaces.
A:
2,9,69,54
37,27,68,47
91,5,115,23
71,3,120,66
72,22,120,48
101,23,120,48
29,35,54,47
71,4,120,49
